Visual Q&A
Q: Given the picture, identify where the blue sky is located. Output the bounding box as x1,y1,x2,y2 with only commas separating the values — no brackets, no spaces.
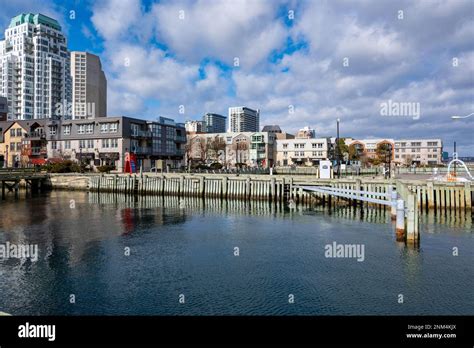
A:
0,0,473,154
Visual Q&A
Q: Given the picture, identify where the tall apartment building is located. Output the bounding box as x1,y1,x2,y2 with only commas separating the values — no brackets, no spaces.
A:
71,51,107,119
228,106,259,132
203,113,226,133
0,13,72,120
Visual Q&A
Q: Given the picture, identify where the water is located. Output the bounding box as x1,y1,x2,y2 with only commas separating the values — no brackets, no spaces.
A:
0,191,472,315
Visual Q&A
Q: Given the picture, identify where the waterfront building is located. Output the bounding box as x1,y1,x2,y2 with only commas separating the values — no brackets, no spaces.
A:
185,120,204,133
0,13,72,120
393,139,443,165
228,106,259,132
70,51,107,119
186,131,276,168
0,96,7,121
44,116,185,171
275,137,331,167
203,113,226,133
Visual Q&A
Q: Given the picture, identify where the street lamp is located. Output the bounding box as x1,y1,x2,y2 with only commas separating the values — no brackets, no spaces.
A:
451,112,474,120
336,118,340,178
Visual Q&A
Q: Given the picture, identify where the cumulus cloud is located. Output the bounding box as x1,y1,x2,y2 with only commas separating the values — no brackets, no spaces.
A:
85,0,474,153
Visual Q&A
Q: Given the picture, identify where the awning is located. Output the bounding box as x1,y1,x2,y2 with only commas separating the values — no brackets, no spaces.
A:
30,158,46,165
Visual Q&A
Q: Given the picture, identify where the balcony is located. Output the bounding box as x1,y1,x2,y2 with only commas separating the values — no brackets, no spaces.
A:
24,131,46,140
131,130,152,138
133,147,152,155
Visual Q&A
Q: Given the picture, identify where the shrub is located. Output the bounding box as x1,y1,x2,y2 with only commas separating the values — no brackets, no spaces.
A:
209,162,223,169
97,165,116,173
42,160,82,173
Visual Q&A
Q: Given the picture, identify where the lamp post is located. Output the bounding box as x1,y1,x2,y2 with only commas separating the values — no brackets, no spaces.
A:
79,144,83,173
336,118,340,178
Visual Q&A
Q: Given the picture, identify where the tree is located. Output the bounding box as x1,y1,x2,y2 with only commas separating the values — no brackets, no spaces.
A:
376,143,392,165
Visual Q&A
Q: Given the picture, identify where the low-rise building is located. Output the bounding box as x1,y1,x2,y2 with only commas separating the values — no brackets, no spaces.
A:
186,132,276,168
344,138,395,162
0,116,186,171
393,139,443,165
45,116,185,171
275,137,331,166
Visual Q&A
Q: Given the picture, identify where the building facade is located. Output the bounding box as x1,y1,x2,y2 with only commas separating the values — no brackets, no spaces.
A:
185,120,204,133
0,116,185,171
393,139,443,165
228,106,259,132
275,137,331,167
0,96,7,121
186,132,276,168
44,116,185,171
0,13,72,120
203,113,226,133
70,51,107,119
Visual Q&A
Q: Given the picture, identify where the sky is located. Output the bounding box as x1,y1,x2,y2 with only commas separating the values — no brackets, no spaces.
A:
0,0,473,154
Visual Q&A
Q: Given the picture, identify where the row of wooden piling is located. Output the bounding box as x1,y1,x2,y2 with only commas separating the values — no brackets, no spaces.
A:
88,174,473,213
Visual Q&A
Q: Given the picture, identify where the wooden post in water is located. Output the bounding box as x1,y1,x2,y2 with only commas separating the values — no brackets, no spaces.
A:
465,183,472,211
390,187,397,220
396,199,405,241
406,193,418,243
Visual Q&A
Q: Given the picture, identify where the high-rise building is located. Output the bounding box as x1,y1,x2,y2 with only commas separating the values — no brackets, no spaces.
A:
0,13,72,120
203,113,226,133
71,51,107,119
228,106,259,132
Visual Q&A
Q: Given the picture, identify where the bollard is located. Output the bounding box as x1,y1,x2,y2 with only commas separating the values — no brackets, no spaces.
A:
396,199,405,241
391,189,397,220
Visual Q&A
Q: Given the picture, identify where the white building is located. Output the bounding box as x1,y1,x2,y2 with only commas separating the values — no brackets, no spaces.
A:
393,139,443,165
185,120,204,133
0,13,72,120
71,51,106,119
275,138,331,166
228,106,259,132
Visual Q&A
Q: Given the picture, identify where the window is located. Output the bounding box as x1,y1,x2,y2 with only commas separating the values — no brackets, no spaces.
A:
64,140,71,149
102,139,109,148
78,124,85,134
51,141,57,150
49,126,57,135
85,124,94,134
100,124,108,133
10,129,15,137
16,128,23,137
63,125,71,135
283,144,288,149
109,122,118,133
87,140,93,148
111,138,118,148
9,142,15,151
427,141,438,146
79,140,85,149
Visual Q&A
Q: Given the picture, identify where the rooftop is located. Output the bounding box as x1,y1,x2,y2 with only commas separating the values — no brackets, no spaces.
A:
9,13,61,31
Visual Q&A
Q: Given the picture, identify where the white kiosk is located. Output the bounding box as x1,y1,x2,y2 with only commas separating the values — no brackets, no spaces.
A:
319,160,332,179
